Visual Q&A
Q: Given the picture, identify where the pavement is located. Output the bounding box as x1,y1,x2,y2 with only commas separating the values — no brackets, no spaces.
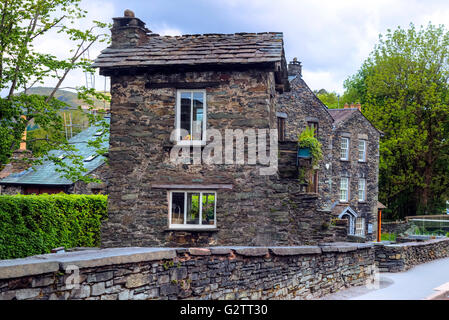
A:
320,256,449,300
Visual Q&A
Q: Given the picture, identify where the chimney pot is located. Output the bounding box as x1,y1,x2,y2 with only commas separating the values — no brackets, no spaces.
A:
124,9,135,18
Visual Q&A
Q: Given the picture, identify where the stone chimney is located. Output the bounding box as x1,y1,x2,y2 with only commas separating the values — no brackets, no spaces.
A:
111,9,151,48
354,102,362,112
288,57,302,77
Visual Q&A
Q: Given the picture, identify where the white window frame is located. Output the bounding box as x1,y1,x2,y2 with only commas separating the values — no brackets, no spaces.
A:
175,90,207,146
358,140,367,162
340,177,349,202
355,218,365,236
340,137,349,160
168,190,217,229
358,178,366,202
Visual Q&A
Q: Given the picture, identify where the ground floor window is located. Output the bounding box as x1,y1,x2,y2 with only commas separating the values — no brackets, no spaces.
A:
169,191,216,229
355,217,365,236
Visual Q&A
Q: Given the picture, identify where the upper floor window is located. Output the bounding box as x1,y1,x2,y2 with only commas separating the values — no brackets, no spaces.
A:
307,121,319,136
340,137,349,160
358,140,367,162
340,177,349,202
277,117,286,141
358,178,366,202
176,90,206,144
169,190,216,229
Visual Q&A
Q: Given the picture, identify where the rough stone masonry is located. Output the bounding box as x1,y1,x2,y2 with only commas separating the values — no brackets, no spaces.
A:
0,244,375,300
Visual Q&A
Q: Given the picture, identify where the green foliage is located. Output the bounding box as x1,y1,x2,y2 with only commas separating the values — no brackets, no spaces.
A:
314,89,341,108
0,0,110,183
0,194,107,260
297,126,323,167
342,23,449,218
381,233,397,242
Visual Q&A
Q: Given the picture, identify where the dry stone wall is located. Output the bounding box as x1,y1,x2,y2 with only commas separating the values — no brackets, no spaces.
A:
0,244,375,300
374,238,449,272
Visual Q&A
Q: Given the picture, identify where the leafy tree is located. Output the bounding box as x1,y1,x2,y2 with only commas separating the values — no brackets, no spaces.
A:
314,89,341,108
343,23,449,218
0,0,110,183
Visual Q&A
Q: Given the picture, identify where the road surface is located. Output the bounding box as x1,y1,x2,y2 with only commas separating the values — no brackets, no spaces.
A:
321,256,449,300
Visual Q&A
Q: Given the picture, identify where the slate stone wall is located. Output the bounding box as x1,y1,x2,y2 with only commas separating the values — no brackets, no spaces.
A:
0,244,376,300
103,67,342,248
381,221,411,235
374,238,449,272
275,74,334,210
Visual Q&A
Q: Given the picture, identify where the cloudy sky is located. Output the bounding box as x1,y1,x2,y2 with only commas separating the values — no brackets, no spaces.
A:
20,0,449,95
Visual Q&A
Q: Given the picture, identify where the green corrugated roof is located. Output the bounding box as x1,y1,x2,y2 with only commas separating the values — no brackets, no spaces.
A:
0,118,109,186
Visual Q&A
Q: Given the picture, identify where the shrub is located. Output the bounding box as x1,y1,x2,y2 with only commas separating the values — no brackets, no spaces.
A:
0,193,107,260
297,126,323,167
381,232,397,242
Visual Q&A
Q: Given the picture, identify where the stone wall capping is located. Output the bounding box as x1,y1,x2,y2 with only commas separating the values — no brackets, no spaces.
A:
57,248,177,270
188,248,211,256
0,248,178,280
209,247,232,255
232,247,270,257
0,260,60,280
318,242,362,253
269,246,321,256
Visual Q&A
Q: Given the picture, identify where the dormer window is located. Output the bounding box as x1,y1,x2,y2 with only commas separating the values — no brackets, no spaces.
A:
176,90,206,145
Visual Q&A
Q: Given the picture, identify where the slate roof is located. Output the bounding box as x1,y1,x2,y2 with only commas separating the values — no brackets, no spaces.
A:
0,118,109,186
328,108,383,135
328,108,359,125
92,32,285,69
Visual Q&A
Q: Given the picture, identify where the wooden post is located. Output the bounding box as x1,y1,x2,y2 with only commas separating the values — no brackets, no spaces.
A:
377,209,381,242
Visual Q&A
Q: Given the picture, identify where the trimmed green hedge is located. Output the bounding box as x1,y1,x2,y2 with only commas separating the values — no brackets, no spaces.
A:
0,193,107,260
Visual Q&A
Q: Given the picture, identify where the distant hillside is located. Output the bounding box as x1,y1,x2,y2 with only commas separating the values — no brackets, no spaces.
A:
20,87,110,110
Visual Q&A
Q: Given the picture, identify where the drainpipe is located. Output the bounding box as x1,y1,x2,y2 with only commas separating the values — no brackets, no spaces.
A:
377,209,382,242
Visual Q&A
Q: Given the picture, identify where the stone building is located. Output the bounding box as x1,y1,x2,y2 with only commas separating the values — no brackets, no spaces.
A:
276,62,382,241
0,120,109,195
93,11,349,248
328,106,382,241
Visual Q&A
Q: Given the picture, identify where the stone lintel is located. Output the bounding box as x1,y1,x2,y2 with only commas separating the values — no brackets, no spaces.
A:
269,246,321,256
152,184,233,190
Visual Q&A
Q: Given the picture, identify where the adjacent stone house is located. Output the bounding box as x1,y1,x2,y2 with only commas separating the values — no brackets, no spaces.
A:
275,62,382,241
93,11,347,248
328,106,382,241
